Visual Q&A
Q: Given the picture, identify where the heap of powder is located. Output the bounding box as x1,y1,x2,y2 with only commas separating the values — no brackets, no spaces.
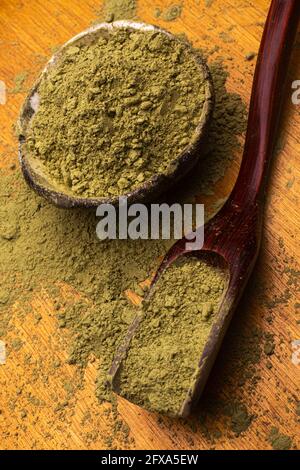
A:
115,256,227,416
23,28,207,198
0,170,169,341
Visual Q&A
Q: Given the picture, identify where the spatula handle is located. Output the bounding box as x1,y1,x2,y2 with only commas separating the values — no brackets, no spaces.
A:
230,0,300,207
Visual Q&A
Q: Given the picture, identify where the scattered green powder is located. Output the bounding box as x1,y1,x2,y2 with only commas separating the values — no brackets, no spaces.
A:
186,60,247,195
223,401,253,436
10,338,24,352
20,409,27,419
102,0,137,22
264,333,275,356
22,28,208,198
219,32,234,44
0,290,9,305
268,427,292,450
215,321,263,392
114,256,227,416
245,52,256,61
274,133,286,155
153,7,161,18
286,177,295,189
161,4,183,22
10,72,28,94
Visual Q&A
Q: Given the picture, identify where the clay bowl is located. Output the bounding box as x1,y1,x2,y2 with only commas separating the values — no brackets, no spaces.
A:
17,20,214,209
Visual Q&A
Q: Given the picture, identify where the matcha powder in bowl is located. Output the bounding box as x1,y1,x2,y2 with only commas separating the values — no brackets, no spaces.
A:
18,21,214,208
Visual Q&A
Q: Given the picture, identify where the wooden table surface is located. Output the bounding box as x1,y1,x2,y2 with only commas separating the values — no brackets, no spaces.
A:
0,0,299,450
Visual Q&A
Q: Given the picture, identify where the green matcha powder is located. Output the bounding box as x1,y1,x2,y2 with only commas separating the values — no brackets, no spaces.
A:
115,256,227,415
24,28,207,198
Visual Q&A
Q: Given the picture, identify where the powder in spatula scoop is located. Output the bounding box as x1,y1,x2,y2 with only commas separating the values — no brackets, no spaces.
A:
114,255,227,416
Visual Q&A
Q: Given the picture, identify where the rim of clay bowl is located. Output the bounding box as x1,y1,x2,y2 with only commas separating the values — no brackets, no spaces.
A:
17,20,215,209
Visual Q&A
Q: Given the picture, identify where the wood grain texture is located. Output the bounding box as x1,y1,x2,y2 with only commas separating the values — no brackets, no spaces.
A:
0,0,299,450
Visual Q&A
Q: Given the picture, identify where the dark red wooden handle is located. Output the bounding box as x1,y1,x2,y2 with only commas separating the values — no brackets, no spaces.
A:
230,0,300,207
